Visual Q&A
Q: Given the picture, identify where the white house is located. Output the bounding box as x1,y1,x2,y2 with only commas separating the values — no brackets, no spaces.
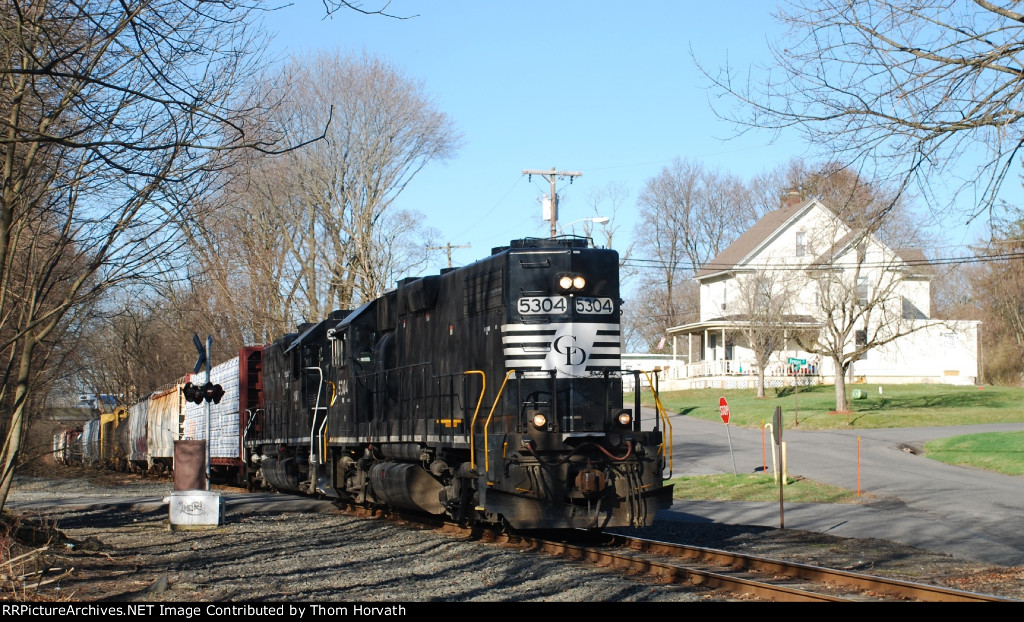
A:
658,197,981,391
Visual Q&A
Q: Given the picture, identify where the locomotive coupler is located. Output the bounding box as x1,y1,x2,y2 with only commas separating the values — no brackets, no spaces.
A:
574,466,607,496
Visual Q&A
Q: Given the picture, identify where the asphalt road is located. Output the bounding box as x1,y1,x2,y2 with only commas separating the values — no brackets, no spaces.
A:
651,408,1024,567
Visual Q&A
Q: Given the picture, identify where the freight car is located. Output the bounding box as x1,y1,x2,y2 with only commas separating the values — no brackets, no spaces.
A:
116,399,149,472
52,428,82,465
246,237,674,530
182,347,262,483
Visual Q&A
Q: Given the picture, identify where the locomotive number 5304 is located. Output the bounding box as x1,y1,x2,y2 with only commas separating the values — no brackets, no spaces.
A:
518,296,614,314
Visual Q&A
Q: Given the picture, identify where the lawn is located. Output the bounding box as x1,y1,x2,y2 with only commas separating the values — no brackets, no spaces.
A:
924,431,1024,475
636,383,1024,483
665,473,864,503
637,383,1024,431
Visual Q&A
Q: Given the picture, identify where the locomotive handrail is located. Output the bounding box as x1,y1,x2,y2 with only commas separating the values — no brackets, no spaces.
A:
305,366,327,465
243,408,261,440
328,381,337,406
482,369,516,476
464,370,486,471
643,370,673,478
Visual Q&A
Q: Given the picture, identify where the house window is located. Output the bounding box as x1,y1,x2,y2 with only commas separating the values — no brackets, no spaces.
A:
795,231,806,257
856,277,869,306
756,276,772,308
855,329,868,359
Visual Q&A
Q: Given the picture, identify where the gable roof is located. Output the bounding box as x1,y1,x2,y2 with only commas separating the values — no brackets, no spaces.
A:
806,228,864,270
806,229,934,278
695,198,934,280
893,247,935,278
694,198,816,280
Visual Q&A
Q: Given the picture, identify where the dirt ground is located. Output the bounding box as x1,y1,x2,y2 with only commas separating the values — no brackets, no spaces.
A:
3,466,1023,602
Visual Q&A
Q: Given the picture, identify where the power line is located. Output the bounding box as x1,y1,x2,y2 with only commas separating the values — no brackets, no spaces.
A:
427,242,471,268
620,250,1024,272
523,167,583,238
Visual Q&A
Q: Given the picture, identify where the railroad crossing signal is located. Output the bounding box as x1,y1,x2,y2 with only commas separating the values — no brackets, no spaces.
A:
205,383,225,404
183,381,223,404
192,333,207,374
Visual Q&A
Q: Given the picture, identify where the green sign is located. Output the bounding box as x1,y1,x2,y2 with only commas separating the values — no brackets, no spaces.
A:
787,357,806,366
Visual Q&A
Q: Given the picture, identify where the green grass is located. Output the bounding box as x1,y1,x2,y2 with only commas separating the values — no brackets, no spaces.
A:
636,383,1024,501
666,473,864,503
924,431,1024,475
636,383,1024,430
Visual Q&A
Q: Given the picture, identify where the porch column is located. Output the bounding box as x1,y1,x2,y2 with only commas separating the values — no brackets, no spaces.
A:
687,333,695,376
721,327,726,366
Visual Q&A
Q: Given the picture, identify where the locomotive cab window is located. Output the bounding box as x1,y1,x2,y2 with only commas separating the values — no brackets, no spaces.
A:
303,345,321,368
351,325,375,363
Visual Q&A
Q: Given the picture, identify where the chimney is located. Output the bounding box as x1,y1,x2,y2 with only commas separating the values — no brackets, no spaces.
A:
782,188,803,208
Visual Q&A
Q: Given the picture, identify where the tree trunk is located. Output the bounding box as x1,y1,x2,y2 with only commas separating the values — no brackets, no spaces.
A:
0,338,35,513
833,355,849,412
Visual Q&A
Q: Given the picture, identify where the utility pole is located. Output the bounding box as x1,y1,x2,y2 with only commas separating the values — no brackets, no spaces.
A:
427,242,471,268
523,167,583,238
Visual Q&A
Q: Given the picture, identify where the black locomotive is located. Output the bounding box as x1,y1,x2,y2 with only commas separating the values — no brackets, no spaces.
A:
247,237,674,530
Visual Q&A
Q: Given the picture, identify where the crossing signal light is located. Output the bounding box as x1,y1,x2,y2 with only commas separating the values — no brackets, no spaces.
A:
205,383,225,404
183,382,204,404
183,381,225,404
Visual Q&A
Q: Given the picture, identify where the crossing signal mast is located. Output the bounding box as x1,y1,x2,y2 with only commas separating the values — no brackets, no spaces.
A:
189,333,215,491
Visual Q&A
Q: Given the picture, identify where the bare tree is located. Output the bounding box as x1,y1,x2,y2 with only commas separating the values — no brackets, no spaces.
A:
968,213,1024,384
630,159,761,348
71,290,200,403
583,182,631,253
729,270,802,398
776,159,935,249
190,50,460,334
622,280,696,353
0,1,319,512
796,225,936,411
698,0,1024,224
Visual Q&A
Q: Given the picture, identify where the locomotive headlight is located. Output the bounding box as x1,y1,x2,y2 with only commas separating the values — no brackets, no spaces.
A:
557,274,587,291
616,410,632,427
530,411,548,429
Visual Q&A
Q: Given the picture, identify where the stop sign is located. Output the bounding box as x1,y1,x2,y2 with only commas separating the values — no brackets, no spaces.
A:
719,397,730,424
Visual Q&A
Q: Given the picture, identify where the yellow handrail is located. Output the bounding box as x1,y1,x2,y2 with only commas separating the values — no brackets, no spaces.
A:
464,370,486,470
643,371,673,477
482,370,516,475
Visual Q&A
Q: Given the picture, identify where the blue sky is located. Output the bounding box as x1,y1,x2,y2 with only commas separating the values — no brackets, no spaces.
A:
267,1,1000,280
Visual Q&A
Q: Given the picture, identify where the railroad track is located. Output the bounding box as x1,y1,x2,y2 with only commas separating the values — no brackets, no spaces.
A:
502,532,1016,602
339,501,1019,602
12,475,1020,602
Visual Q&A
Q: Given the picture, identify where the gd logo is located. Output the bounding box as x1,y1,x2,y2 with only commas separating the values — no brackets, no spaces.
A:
553,335,587,366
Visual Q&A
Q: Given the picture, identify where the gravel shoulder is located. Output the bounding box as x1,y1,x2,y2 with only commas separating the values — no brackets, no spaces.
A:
3,468,1022,602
